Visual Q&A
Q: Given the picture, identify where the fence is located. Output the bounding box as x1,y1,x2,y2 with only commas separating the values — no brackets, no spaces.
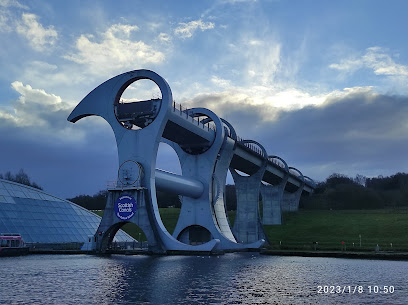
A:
267,240,408,252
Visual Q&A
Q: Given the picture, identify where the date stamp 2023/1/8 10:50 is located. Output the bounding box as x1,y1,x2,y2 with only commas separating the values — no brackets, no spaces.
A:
317,285,395,294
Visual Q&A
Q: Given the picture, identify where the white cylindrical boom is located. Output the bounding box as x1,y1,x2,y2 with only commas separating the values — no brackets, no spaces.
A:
155,169,204,199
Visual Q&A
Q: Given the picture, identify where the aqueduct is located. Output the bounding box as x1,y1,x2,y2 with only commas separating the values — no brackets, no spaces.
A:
68,69,314,253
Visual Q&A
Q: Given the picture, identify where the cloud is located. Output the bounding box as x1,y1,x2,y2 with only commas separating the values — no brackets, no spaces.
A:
363,47,408,76
267,88,408,180
0,12,9,31
108,24,139,36
12,81,62,105
174,19,215,39
64,23,165,75
0,81,117,198
2,80,407,197
0,117,118,198
330,47,408,77
0,0,28,32
215,34,283,88
211,76,231,88
181,85,408,181
0,0,28,9
0,81,76,135
182,80,326,119
18,61,82,90
16,13,58,51
158,32,171,42
246,40,281,85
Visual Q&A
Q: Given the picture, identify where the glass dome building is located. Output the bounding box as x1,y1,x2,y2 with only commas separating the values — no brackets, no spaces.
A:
0,179,134,250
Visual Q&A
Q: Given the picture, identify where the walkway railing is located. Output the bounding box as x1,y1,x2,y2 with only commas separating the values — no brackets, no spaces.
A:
110,241,148,250
171,101,271,159
172,101,216,132
237,136,264,156
170,100,314,188
268,157,286,169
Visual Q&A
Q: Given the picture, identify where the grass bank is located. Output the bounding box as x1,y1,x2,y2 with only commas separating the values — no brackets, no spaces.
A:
93,208,408,251
265,209,408,252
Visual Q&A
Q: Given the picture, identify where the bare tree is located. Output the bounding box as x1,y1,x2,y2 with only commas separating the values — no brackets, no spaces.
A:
1,169,43,190
354,174,367,187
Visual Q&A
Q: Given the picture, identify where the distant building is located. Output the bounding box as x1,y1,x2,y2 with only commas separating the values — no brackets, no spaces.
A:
0,179,134,250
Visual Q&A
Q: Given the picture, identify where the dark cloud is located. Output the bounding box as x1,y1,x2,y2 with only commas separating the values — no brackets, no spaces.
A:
1,87,407,198
0,118,118,199
213,90,408,181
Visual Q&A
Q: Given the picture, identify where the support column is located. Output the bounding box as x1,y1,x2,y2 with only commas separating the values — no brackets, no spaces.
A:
282,167,305,212
260,156,289,225
231,140,267,244
260,184,285,225
168,113,264,250
282,185,304,212
95,187,161,253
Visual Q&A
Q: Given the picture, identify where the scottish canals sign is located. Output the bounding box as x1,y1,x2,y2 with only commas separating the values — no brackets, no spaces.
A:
114,195,137,221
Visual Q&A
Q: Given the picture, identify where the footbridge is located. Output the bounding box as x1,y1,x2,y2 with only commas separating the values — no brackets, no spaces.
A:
68,69,315,253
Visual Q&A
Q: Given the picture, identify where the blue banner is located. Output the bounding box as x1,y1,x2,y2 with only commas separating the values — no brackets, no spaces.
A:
114,195,137,221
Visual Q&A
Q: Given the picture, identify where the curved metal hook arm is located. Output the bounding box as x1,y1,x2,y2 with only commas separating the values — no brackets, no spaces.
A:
220,118,237,140
188,108,225,150
303,175,316,187
288,166,305,183
268,155,289,172
239,139,268,159
193,116,237,141
231,140,268,178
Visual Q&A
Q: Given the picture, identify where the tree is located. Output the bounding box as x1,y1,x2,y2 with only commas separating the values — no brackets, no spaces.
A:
68,190,108,210
302,172,391,210
15,169,31,186
1,169,43,190
326,173,357,188
354,174,367,187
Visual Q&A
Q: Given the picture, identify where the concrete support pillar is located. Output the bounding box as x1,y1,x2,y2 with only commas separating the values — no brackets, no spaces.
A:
231,141,267,244
260,183,285,225
282,184,305,212
260,156,289,225
94,188,161,253
282,167,305,212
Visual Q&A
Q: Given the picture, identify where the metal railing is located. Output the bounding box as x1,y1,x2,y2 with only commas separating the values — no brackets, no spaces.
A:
27,242,84,251
236,137,264,156
268,240,408,252
171,101,270,159
268,157,286,169
172,101,216,132
170,100,313,188
304,176,316,188
289,168,302,177
109,241,148,250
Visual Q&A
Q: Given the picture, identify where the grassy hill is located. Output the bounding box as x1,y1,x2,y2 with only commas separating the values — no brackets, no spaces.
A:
94,208,408,251
264,209,408,251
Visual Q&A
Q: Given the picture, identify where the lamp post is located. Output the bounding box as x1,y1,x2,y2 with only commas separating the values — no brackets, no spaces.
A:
359,234,361,248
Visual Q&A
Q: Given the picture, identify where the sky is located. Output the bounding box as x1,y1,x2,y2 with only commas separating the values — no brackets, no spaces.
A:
1,0,408,199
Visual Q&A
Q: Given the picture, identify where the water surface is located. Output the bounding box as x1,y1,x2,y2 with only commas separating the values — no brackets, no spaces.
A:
1,253,406,304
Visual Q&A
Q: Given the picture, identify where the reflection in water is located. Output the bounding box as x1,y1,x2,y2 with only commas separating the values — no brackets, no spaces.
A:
0,253,407,304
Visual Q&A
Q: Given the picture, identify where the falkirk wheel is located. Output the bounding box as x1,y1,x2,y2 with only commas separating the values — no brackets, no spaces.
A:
68,69,314,254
